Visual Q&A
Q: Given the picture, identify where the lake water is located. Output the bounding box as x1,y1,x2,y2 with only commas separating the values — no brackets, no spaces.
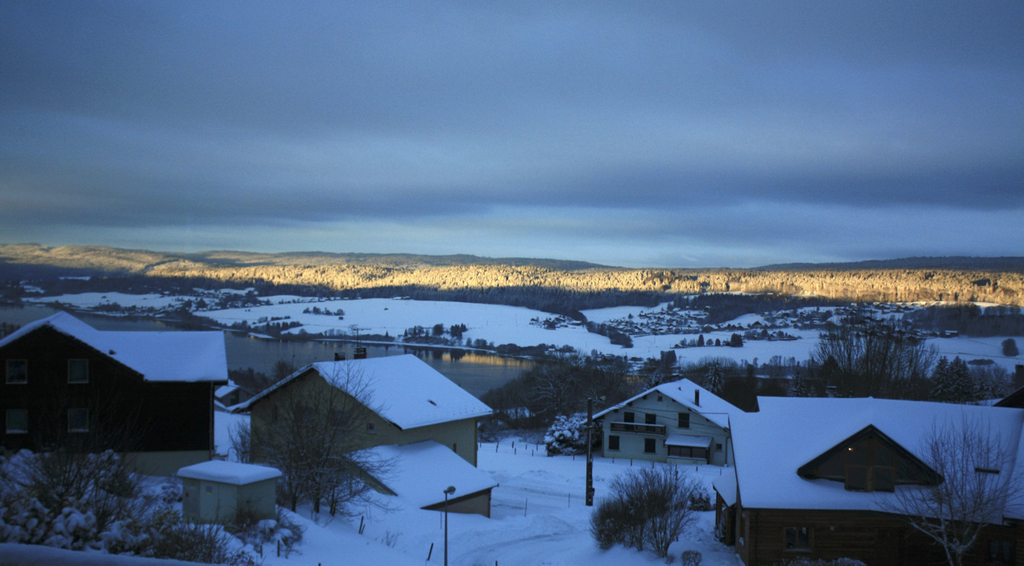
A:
0,305,530,399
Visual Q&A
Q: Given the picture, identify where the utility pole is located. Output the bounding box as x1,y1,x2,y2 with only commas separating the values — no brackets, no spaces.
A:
586,397,594,506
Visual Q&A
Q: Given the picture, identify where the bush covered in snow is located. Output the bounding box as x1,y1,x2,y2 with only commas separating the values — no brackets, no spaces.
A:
590,466,702,558
544,413,593,456
0,449,259,564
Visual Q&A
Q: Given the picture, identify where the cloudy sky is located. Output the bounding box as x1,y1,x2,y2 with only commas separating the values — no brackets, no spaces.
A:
2,2,1022,268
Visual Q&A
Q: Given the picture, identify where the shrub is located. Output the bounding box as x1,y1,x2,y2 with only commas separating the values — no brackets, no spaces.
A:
680,550,702,566
687,488,712,512
544,413,591,456
591,466,701,558
1003,338,1019,357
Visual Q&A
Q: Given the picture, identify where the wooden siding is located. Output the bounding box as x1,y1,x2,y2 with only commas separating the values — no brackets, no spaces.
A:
736,507,1024,566
1,326,214,455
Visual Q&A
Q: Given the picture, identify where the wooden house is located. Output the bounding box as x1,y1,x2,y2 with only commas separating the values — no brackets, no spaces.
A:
0,312,227,476
593,379,736,466
722,397,1024,566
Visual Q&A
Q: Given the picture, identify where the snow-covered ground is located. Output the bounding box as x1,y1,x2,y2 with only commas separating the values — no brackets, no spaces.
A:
27,293,1022,373
215,415,738,566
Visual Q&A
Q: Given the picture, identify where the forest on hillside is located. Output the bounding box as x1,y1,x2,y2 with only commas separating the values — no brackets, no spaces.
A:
2,244,1024,311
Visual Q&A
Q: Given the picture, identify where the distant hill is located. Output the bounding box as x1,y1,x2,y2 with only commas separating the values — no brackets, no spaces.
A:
2,243,1023,308
759,256,1024,273
0,244,606,274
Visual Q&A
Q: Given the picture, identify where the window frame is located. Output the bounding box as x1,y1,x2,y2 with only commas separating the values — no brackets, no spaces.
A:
6,359,27,384
607,435,620,451
678,412,690,429
5,408,28,434
644,413,656,425
68,358,89,384
68,408,89,433
623,411,635,423
784,526,812,551
644,438,657,454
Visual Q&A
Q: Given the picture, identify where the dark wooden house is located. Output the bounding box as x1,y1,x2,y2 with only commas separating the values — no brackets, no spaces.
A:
1,312,227,476
723,397,1024,566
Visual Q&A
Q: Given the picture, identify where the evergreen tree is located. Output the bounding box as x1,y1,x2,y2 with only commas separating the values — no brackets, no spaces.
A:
948,357,976,404
930,357,952,402
705,360,724,394
790,366,810,397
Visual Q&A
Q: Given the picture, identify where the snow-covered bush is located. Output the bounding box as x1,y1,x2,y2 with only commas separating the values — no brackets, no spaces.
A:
544,413,591,456
590,466,701,558
0,450,262,564
687,488,712,511
680,550,702,566
228,506,304,558
43,503,97,550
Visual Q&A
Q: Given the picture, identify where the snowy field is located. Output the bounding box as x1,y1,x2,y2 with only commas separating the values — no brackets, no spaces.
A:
26,293,1023,373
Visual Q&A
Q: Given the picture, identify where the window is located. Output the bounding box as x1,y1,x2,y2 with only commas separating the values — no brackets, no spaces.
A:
656,395,663,402
785,526,811,550
366,422,375,433
645,413,656,425
68,359,89,384
6,360,27,384
68,408,89,433
716,443,723,451
845,439,896,492
5,409,27,434
678,412,689,428
608,435,620,450
644,438,656,454
623,412,635,423
668,446,708,460
989,540,1014,564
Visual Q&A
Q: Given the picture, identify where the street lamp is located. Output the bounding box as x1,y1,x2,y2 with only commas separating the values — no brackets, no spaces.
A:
444,485,456,566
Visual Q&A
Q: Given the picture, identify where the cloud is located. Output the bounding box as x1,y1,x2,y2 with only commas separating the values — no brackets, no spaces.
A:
1,1,1022,266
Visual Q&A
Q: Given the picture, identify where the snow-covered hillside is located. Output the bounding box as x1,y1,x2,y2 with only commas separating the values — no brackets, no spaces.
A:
25,293,1022,373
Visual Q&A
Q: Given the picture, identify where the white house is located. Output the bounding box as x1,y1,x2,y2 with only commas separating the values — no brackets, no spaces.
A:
594,379,737,466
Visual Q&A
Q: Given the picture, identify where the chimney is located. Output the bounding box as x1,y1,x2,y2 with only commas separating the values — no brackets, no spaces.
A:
694,389,700,406
334,353,346,361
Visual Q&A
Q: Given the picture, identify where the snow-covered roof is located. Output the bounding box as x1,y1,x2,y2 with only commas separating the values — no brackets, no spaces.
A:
238,354,492,430
665,434,712,448
366,440,498,509
0,312,227,383
712,469,737,507
176,460,282,485
732,397,1024,518
593,378,736,429
216,383,239,398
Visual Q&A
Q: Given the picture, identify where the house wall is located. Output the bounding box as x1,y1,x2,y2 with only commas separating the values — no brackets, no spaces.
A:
250,369,479,467
599,393,731,466
130,450,211,477
1,327,214,458
236,478,278,521
735,507,1024,566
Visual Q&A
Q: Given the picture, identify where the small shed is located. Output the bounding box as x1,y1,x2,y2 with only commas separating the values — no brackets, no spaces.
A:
177,461,282,524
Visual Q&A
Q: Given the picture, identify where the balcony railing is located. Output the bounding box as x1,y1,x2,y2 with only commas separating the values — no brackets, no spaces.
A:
610,422,666,435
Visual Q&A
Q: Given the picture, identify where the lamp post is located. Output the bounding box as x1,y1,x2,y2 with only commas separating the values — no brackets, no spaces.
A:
444,485,456,566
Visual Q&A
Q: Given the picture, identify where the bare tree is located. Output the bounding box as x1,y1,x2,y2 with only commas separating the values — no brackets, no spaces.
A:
813,315,935,399
250,363,391,516
883,417,1024,566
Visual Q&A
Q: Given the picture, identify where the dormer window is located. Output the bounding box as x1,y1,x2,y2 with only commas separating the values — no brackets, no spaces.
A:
68,359,89,384
798,425,940,492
